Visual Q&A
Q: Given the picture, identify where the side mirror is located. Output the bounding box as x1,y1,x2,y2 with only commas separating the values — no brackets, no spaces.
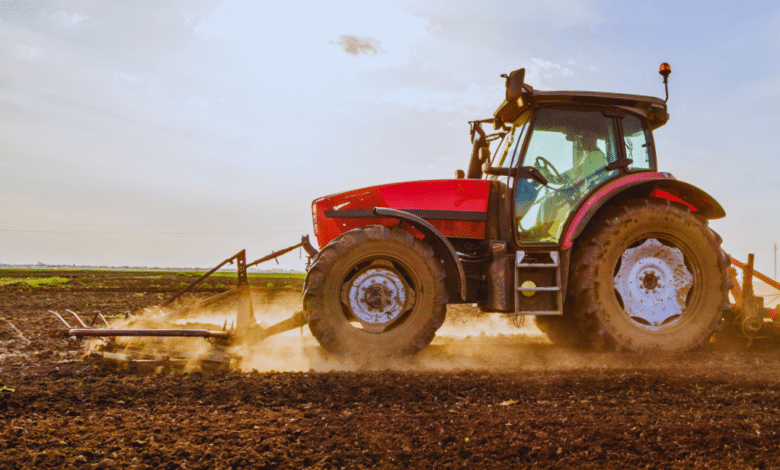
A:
502,68,526,102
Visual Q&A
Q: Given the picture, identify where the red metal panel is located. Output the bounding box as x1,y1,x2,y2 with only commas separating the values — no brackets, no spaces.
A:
312,179,491,247
377,180,490,211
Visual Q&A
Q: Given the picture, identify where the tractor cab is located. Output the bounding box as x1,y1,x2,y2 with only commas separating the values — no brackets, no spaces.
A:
468,70,668,245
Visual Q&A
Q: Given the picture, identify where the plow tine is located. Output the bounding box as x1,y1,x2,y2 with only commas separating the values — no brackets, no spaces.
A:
64,309,89,328
88,312,111,328
47,310,73,329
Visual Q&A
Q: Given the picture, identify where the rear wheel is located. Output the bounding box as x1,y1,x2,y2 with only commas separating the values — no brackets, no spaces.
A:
568,199,730,352
303,225,448,356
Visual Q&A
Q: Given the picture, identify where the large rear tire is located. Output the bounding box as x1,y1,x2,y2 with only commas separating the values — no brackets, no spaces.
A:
568,199,730,352
303,225,448,356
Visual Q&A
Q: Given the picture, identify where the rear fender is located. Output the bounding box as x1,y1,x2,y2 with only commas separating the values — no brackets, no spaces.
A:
561,173,725,250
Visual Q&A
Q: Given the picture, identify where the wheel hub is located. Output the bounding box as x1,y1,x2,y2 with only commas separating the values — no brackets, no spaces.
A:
613,238,693,328
364,284,394,310
346,267,407,333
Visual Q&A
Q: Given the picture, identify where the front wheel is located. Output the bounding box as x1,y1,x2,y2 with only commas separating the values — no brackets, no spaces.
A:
303,225,448,356
568,199,730,352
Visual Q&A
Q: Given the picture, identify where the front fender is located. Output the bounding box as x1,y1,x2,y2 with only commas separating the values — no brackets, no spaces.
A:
561,172,725,250
325,207,467,302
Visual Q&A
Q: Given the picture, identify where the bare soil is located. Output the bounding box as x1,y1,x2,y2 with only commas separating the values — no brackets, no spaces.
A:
2,270,780,469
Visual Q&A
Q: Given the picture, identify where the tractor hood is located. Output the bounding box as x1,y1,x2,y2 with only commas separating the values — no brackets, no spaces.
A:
311,179,492,248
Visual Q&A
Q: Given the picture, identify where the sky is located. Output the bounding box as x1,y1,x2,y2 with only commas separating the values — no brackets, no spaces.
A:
1,0,779,274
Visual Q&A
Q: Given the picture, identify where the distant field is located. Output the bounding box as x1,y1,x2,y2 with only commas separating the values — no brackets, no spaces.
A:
0,268,306,279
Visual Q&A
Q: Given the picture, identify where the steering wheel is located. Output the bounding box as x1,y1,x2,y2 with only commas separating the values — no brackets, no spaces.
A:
533,156,581,203
534,156,562,183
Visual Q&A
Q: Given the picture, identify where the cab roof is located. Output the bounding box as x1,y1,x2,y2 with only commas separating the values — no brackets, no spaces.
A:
494,90,669,130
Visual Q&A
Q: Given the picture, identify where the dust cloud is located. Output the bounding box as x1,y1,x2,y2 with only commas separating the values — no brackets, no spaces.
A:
230,300,606,373
95,293,671,374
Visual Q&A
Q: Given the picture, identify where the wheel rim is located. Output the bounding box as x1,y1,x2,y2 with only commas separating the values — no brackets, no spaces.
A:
613,238,694,330
339,259,416,334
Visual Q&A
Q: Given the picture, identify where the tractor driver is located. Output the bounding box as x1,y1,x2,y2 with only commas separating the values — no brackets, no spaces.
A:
569,134,608,183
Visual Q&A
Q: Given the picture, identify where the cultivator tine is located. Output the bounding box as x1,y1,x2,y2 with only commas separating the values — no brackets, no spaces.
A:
47,310,73,329
64,309,88,328
89,312,110,328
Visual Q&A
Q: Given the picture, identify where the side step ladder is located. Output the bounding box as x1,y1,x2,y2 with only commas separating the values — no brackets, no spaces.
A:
515,251,563,315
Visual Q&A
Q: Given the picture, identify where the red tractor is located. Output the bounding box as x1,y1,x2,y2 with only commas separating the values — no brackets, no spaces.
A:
304,64,730,356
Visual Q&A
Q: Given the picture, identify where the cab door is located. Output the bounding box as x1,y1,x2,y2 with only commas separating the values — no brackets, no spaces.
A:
514,107,621,243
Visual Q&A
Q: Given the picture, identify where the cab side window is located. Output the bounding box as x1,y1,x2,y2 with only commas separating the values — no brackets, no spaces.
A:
514,108,620,243
622,114,654,171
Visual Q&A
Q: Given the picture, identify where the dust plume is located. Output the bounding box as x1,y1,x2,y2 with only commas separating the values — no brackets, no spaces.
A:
92,293,658,374
234,301,563,373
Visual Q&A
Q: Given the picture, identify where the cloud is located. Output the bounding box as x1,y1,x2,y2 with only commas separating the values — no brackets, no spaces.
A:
186,93,210,112
331,34,382,56
530,57,574,77
51,10,89,27
375,82,500,114
11,44,42,61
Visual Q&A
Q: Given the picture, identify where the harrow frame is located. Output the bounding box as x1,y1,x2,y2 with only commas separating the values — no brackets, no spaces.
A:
48,235,318,346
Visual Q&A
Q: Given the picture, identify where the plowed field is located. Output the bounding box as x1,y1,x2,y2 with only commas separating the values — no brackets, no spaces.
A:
2,270,780,469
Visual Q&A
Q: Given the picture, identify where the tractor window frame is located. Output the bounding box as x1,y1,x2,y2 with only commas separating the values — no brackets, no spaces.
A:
486,109,532,185
617,110,657,173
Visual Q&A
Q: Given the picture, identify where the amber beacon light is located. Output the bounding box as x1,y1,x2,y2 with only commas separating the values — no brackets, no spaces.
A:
659,62,671,102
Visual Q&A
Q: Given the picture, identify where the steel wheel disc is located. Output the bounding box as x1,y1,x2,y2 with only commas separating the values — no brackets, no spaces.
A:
340,260,414,334
613,238,693,330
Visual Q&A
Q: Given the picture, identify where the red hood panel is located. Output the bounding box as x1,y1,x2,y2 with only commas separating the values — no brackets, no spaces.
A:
312,179,491,248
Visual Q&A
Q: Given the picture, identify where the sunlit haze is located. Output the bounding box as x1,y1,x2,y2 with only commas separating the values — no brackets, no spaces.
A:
1,1,779,274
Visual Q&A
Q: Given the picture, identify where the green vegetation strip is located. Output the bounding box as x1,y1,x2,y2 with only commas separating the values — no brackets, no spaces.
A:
0,277,69,288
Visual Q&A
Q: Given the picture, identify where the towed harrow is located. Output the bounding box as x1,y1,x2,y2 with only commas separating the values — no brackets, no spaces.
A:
47,236,318,369
724,253,780,346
